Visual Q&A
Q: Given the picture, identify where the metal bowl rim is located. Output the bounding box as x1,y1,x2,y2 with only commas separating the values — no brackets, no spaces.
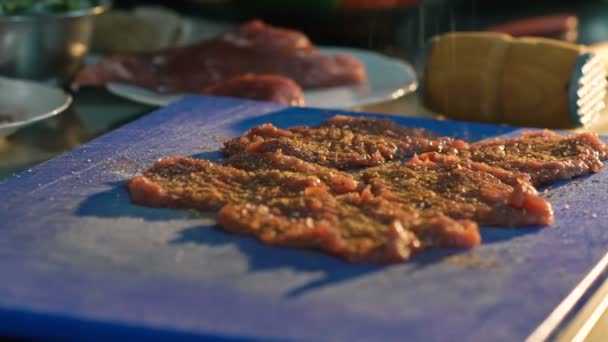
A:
0,0,111,22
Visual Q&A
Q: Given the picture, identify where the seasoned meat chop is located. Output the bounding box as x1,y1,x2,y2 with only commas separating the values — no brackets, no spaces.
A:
362,153,554,227
465,130,608,186
225,149,553,227
125,115,608,264
226,150,359,194
223,117,463,170
126,156,480,263
226,119,608,185
317,115,438,139
218,190,480,264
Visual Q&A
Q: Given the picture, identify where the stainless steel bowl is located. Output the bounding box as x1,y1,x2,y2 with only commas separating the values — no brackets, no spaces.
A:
0,0,111,81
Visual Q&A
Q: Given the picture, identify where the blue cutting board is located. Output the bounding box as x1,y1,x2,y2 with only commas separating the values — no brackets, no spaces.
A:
1,96,607,341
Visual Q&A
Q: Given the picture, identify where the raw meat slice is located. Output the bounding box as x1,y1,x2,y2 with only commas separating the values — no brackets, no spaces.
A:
200,74,305,105
75,20,366,93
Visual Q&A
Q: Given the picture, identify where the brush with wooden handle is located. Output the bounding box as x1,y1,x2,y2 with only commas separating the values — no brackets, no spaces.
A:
421,32,607,129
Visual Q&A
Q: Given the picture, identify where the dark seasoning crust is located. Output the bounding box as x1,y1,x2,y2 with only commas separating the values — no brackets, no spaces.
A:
126,116,608,264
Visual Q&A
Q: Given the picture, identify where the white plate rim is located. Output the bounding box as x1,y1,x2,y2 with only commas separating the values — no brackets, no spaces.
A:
0,77,73,131
308,46,418,108
104,46,418,109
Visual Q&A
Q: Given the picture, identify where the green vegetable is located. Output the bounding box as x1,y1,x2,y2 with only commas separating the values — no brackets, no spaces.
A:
0,0,98,15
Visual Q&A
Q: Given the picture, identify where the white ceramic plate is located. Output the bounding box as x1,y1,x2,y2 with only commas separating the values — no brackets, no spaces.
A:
105,47,418,109
0,77,72,138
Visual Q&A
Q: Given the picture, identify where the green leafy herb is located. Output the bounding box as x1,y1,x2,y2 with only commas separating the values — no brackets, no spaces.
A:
0,0,98,15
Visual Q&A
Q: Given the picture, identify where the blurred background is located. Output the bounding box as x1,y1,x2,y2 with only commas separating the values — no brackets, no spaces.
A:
108,0,608,56
4,0,608,179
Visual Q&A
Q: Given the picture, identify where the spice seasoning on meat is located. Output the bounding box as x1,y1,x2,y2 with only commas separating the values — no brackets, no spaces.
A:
465,130,608,186
127,156,480,263
223,116,465,169
126,115,608,264
362,153,553,227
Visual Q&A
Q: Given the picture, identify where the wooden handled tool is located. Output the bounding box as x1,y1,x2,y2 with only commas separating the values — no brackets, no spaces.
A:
422,32,606,128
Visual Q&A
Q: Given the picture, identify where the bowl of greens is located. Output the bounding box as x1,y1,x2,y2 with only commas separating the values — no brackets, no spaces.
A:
0,0,111,81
